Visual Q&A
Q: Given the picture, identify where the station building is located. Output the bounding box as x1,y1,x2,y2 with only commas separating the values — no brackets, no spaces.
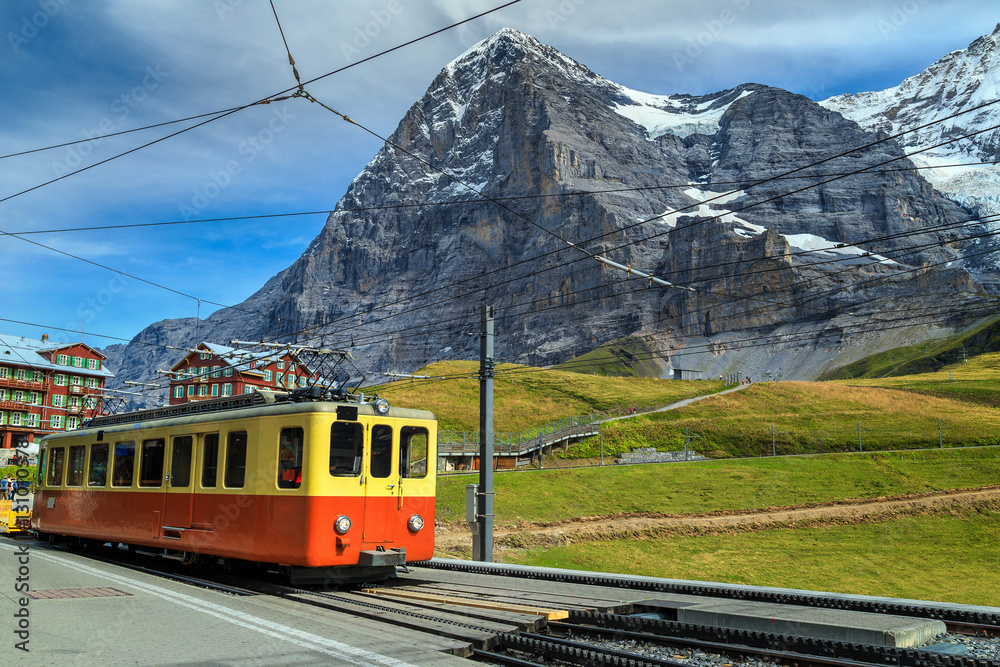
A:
167,342,315,405
0,333,113,450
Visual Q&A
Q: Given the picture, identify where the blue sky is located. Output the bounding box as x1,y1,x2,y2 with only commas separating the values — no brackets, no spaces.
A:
1,0,996,350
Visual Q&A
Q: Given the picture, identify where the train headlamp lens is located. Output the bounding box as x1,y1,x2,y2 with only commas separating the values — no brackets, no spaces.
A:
334,515,351,534
374,398,389,415
408,515,424,533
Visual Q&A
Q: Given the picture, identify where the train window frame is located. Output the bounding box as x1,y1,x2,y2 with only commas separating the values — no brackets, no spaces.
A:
46,447,65,487
171,436,193,488
224,431,247,489
202,433,220,488
400,426,430,480
139,438,165,487
330,421,363,477
66,445,86,486
88,443,109,487
277,427,304,489
370,424,393,479
112,441,135,487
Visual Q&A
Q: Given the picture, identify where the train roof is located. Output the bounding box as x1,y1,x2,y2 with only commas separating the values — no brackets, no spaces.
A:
40,391,435,444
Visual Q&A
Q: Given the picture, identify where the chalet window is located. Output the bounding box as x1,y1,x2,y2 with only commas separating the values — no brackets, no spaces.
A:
56,354,69,365
244,385,254,394
10,413,21,426
223,367,233,377
289,363,296,372
222,384,232,397
14,369,25,380
85,377,97,388
87,359,100,370
263,370,272,382
26,414,38,427
173,386,183,399
0,412,5,426
13,391,23,402
276,373,284,387
88,443,109,486
211,384,219,397
211,366,220,378
72,356,84,368
50,415,63,429
0,367,6,378
55,374,67,386
200,352,210,360
67,416,78,430
198,385,208,397
277,361,285,370
187,385,195,397
0,389,6,401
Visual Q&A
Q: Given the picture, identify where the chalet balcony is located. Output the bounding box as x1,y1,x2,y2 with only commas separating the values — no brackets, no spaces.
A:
0,376,44,390
68,384,86,394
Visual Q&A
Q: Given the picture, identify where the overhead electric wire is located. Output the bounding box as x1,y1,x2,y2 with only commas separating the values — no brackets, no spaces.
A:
260,97,1000,346
0,0,527,337
5,160,994,237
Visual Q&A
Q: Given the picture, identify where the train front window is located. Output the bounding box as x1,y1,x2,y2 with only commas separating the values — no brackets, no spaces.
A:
112,442,135,487
171,436,192,488
46,447,65,486
371,425,393,478
277,427,303,489
202,434,219,488
88,444,108,487
330,422,362,477
400,427,429,479
67,445,86,486
139,438,165,487
225,431,247,488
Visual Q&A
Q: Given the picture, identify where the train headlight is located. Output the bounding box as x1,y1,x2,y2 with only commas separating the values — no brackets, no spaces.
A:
407,514,424,533
334,515,352,534
373,398,389,415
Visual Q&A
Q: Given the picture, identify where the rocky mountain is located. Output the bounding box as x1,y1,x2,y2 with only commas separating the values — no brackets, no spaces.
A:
821,24,1000,275
102,27,999,399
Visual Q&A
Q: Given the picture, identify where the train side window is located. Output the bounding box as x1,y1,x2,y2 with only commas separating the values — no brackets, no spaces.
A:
112,441,135,487
171,436,193,488
330,422,362,477
277,427,303,489
88,443,109,487
224,431,247,488
400,427,429,479
202,434,219,488
38,449,47,487
66,445,86,486
46,447,65,487
371,425,393,478
139,438,165,487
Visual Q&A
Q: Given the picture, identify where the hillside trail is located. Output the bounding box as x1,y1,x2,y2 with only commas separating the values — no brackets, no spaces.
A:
434,485,1000,549
603,382,750,424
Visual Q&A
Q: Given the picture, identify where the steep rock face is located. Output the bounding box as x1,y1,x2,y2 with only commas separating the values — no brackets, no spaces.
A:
821,24,1000,274
104,28,994,398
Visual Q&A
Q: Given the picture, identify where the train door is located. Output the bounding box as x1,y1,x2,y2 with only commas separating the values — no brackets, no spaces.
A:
162,435,194,528
363,422,396,544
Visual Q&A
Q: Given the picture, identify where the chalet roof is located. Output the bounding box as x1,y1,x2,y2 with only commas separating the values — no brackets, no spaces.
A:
169,342,312,377
0,334,114,378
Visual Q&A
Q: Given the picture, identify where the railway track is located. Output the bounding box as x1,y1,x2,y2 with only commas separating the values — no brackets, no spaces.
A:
423,559,1000,635
47,542,1000,667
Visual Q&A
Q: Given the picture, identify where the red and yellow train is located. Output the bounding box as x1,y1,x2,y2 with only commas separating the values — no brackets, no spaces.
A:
32,391,436,583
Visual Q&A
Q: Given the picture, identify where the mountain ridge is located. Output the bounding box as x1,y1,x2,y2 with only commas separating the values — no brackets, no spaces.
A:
101,27,999,403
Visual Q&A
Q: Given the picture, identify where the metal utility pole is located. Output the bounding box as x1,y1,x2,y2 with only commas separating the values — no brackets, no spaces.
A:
477,304,495,562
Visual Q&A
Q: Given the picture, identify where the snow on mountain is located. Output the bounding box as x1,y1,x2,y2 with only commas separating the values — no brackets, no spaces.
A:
821,24,1000,227
613,88,754,139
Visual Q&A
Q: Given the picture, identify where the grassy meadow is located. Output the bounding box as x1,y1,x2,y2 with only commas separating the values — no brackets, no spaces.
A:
416,356,1000,605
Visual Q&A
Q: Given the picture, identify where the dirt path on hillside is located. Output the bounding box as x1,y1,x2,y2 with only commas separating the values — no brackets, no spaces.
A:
434,486,1000,551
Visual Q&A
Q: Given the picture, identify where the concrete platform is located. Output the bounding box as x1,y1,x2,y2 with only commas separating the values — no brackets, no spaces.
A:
637,598,946,648
0,537,473,666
